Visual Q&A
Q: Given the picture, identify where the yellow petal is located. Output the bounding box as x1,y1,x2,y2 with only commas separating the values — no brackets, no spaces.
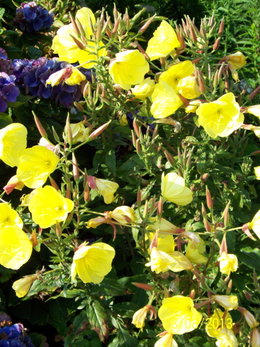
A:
146,20,180,60
0,226,32,270
0,123,27,167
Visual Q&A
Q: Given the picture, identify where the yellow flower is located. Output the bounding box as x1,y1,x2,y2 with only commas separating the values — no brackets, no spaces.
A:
0,225,32,270
12,274,37,298
159,61,195,91
145,248,192,274
52,7,106,68
158,296,202,334
213,295,238,311
46,67,86,86
151,81,183,118
146,217,179,234
146,232,176,254
94,177,119,204
71,242,115,283
196,93,244,138
132,306,150,330
28,185,74,228
248,210,260,239
66,122,90,144
218,252,238,276
206,309,233,338
0,123,27,167
254,167,260,180
109,50,149,90
185,234,208,265
216,328,238,347
246,105,260,118
176,76,201,99
131,77,155,100
0,203,23,229
110,206,136,225
16,145,59,188
161,172,193,206
146,20,180,60
227,52,246,70
154,332,178,347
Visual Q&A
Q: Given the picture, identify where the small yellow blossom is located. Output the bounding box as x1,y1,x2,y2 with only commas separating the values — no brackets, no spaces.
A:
71,242,115,283
158,296,202,334
151,81,183,118
28,185,74,228
176,75,201,99
248,210,260,239
154,332,178,347
196,93,244,138
0,123,27,167
110,206,136,225
146,217,179,234
227,52,247,70
86,216,106,228
146,20,180,60
246,105,260,119
46,67,86,86
132,306,150,330
66,122,90,144
52,7,106,68
0,225,32,270
254,167,260,180
218,252,238,276
161,172,193,206
213,295,238,311
16,145,59,188
131,78,155,100
3,175,24,194
206,309,233,338
146,248,192,274
185,233,208,265
109,50,149,90
94,177,119,204
12,274,37,298
0,203,23,229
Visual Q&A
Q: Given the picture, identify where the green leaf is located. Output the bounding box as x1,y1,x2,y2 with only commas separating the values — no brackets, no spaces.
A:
238,248,260,273
85,299,109,342
0,8,5,21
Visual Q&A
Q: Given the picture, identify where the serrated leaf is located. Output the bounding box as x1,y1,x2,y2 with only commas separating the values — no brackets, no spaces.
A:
85,299,109,342
27,46,42,59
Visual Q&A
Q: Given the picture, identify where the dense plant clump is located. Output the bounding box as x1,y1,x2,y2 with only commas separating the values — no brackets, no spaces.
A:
0,0,259,346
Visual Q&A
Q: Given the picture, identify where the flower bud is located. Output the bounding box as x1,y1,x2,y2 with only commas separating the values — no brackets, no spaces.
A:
110,206,136,225
238,307,259,329
251,328,260,347
12,274,37,298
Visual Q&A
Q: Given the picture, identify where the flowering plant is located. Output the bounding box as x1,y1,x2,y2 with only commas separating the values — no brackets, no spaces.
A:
0,1,259,346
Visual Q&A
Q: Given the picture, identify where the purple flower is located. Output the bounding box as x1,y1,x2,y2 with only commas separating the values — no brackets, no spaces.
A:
0,72,20,112
12,58,83,107
14,2,54,33
0,49,13,74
